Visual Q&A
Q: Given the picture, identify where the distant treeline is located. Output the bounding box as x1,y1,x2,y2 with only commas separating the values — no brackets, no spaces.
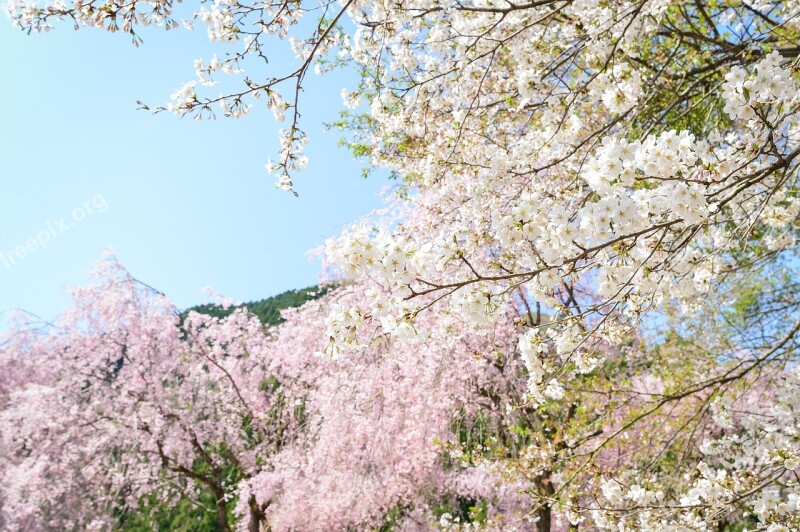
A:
184,285,332,326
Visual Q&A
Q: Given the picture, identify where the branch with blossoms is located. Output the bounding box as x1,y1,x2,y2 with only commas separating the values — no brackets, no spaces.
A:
9,0,356,193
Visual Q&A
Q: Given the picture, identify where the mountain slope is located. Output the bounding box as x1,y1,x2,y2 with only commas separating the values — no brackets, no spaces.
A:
185,285,331,326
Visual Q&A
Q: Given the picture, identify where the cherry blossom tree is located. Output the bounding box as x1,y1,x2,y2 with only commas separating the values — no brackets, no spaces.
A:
0,259,296,531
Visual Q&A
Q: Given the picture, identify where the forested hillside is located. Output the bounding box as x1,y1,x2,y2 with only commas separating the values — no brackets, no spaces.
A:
186,285,331,326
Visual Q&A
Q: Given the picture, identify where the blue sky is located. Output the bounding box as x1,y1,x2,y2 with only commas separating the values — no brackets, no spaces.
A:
0,17,388,324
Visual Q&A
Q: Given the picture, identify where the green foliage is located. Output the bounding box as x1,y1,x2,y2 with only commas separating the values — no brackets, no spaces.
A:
378,505,407,532
727,281,765,322
431,496,490,528
116,454,243,531
185,285,332,326
117,490,225,532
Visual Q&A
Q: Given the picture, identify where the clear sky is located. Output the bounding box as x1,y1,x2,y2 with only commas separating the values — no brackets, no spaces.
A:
0,16,388,325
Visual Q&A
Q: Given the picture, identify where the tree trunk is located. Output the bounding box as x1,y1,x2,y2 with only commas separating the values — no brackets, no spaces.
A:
536,472,555,532
536,503,552,532
247,494,266,532
212,485,232,532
